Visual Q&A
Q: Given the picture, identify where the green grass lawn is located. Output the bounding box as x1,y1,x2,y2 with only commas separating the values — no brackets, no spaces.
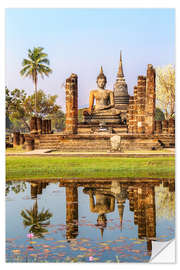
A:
6,156,175,180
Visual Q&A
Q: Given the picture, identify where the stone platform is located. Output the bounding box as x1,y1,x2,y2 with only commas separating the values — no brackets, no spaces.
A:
33,133,175,152
78,123,128,134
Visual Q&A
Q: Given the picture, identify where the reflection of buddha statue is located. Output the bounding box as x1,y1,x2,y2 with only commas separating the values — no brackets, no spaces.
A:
83,188,115,238
83,67,121,124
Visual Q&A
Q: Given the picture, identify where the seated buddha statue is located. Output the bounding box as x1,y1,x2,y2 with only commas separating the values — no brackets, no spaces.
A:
83,66,121,124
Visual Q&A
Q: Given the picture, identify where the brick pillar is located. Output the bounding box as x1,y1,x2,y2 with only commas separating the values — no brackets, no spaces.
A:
168,118,175,134
145,64,156,134
13,132,20,146
48,120,51,134
45,120,48,134
65,73,78,134
162,120,168,134
30,117,38,134
66,185,78,240
154,120,162,134
42,120,46,134
127,96,134,133
133,86,138,133
19,134,25,145
37,118,42,134
136,76,146,133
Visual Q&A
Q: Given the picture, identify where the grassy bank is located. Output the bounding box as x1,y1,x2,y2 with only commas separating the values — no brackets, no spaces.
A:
6,156,175,180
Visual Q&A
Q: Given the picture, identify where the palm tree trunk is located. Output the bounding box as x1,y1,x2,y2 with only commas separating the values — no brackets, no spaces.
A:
34,70,37,116
34,80,37,116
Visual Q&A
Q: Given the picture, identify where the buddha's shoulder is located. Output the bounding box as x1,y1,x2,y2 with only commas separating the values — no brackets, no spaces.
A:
106,89,113,93
90,89,113,93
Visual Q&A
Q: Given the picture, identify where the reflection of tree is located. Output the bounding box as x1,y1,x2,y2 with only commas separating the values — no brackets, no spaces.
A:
21,199,52,238
6,181,27,196
155,184,175,220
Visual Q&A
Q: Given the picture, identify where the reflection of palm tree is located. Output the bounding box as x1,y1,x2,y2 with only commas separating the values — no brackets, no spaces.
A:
21,199,52,238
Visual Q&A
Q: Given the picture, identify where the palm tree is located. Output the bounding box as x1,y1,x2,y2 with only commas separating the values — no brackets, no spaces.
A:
20,47,52,115
21,199,53,238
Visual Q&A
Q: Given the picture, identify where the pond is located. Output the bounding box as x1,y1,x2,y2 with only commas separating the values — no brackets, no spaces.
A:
6,178,175,263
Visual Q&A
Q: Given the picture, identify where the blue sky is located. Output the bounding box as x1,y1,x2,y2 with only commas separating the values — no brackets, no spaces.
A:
5,8,175,111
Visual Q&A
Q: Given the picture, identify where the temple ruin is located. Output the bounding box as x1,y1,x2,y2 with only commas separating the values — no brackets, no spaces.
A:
20,53,175,151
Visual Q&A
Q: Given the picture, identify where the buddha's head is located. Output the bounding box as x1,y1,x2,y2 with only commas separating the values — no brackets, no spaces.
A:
96,66,107,89
96,213,107,228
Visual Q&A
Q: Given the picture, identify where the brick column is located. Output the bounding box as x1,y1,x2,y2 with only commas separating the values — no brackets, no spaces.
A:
19,134,25,145
66,185,78,240
65,73,78,134
136,76,146,133
133,86,138,133
42,120,46,134
168,118,175,134
37,118,42,134
127,96,134,133
145,64,156,134
30,117,37,134
162,120,168,134
13,132,20,146
154,120,162,134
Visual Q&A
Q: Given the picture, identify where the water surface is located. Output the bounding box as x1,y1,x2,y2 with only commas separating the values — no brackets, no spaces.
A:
6,178,175,263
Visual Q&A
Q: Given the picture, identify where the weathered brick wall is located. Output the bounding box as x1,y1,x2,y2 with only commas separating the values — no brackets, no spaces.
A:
133,86,138,133
136,76,146,133
168,118,175,134
127,64,156,135
127,96,134,133
65,73,78,134
66,186,78,240
145,64,156,134
154,119,175,135
154,120,162,134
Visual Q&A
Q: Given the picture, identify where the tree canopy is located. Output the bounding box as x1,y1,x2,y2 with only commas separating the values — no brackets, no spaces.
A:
6,87,65,131
20,47,52,114
156,65,175,120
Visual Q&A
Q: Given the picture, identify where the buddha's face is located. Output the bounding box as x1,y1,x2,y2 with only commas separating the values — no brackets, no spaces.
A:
97,78,106,89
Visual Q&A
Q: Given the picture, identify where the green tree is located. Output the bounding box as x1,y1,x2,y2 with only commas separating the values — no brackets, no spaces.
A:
51,110,65,131
155,108,165,121
20,47,52,115
21,200,53,238
156,65,175,119
6,88,63,131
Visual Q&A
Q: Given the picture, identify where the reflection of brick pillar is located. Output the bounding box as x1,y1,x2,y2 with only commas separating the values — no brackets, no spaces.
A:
128,187,134,211
137,187,146,238
145,64,156,134
65,74,78,134
137,76,146,133
30,183,38,199
66,186,78,240
133,188,138,225
145,186,156,238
